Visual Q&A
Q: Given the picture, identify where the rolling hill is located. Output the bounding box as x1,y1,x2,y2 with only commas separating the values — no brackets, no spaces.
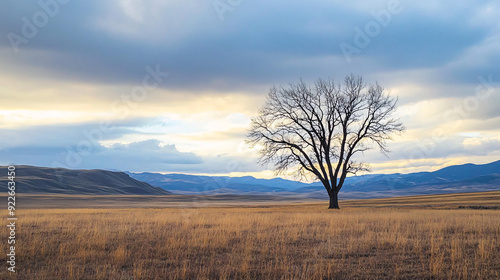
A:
125,172,304,194
1,165,170,195
4,160,499,198
128,160,500,199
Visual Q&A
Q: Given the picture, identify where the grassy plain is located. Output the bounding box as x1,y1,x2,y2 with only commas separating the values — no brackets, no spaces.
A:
1,191,500,279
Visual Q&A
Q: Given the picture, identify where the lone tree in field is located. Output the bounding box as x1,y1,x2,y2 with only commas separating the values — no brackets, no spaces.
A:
247,75,404,209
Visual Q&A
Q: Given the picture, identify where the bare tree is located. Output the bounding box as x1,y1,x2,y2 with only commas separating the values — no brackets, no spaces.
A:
247,75,404,209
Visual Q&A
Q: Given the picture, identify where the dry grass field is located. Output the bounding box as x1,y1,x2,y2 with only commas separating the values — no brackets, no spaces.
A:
1,191,500,279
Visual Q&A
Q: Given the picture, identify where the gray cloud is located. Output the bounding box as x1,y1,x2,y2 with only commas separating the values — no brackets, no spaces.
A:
356,134,500,167
0,138,201,170
0,138,264,174
0,0,498,92
0,118,158,149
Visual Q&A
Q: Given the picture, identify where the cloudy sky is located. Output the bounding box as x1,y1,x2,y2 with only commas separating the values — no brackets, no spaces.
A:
1,0,499,179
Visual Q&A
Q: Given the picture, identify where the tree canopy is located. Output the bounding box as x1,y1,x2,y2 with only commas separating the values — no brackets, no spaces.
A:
247,75,404,208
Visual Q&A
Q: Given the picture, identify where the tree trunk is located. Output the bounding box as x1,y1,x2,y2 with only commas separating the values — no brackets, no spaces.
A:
328,191,340,209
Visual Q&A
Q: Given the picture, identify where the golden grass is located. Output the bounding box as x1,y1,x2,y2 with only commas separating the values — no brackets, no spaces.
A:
1,193,500,279
10,190,500,209
342,191,500,209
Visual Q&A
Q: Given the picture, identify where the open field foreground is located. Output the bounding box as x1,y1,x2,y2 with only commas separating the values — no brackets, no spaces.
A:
1,192,500,279
8,190,500,209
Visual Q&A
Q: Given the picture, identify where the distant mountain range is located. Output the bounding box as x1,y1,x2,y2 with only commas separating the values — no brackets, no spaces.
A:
1,166,170,195
128,160,500,199
125,172,306,194
3,160,499,199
